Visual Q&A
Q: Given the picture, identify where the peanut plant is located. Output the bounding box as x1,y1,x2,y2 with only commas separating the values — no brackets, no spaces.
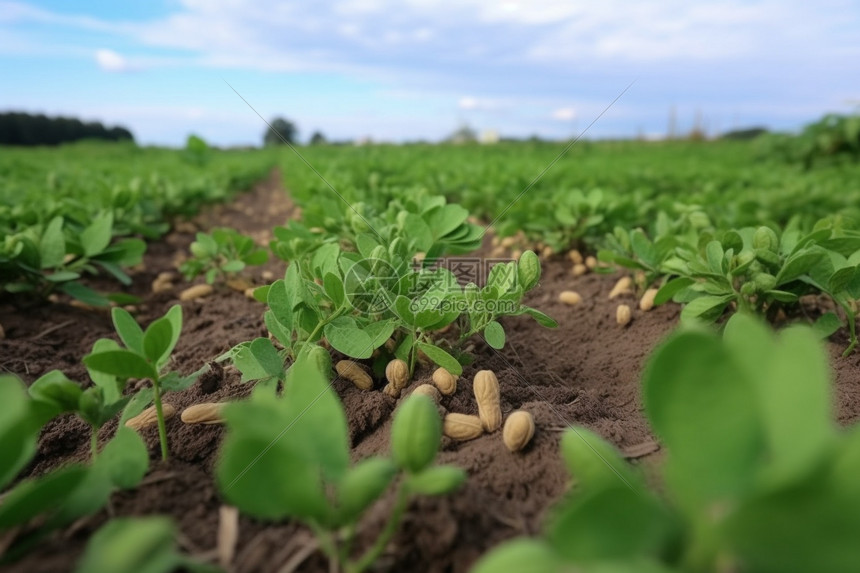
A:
83,305,200,459
601,217,860,354
179,227,268,285
0,375,150,565
217,349,465,573
473,314,860,573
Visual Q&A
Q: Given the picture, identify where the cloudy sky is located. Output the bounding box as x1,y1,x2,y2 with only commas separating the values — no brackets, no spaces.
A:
2,0,858,146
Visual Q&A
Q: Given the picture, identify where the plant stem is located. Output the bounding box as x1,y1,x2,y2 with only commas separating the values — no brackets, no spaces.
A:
90,426,99,460
307,307,346,346
151,379,169,460
340,524,356,566
310,523,341,573
349,485,410,573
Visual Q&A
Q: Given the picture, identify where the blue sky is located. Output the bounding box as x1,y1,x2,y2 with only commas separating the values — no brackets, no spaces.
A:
1,0,859,146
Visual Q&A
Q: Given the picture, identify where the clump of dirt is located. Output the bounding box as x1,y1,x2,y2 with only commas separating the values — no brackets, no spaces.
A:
3,176,860,572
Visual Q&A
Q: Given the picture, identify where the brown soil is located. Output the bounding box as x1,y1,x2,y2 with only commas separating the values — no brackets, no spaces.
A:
2,171,860,572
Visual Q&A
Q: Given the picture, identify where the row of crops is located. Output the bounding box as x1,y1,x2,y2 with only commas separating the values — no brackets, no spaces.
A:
290,136,860,351
0,141,275,305
3,116,860,571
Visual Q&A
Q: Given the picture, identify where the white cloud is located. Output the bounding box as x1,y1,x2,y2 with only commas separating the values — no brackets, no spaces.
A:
552,107,576,121
95,49,131,72
9,1,860,75
4,0,860,143
458,96,505,111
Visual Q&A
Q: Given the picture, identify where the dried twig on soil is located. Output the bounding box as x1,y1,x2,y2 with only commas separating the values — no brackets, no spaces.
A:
621,440,660,459
218,505,240,569
28,319,75,341
277,534,322,573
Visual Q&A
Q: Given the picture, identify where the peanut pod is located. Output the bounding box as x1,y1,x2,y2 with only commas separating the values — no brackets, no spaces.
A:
503,410,535,452
336,360,373,391
473,370,502,432
126,403,176,431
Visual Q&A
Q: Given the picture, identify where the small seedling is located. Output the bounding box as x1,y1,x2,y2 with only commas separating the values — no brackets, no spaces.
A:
83,305,200,460
180,227,268,285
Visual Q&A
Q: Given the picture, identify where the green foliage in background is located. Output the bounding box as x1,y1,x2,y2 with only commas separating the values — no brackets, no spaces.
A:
0,142,274,304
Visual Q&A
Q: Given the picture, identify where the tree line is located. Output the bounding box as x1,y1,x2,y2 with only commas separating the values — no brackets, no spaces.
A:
0,112,134,146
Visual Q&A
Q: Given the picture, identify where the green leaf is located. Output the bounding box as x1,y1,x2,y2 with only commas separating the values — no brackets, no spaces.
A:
829,264,860,297
0,376,42,489
324,317,393,359
97,427,149,489
653,277,695,305
630,229,658,268
813,312,842,339
484,320,506,349
84,350,157,381
29,370,82,413
415,342,462,375
80,212,114,257
705,240,724,274
159,367,203,392
142,317,173,366
766,289,798,303
217,355,349,523
77,387,105,427
45,270,80,282
106,292,140,306
679,294,733,325
323,272,345,307
517,250,541,291
390,394,441,473
406,465,466,496
560,428,642,493
644,329,763,510
88,338,123,403
519,306,559,328
725,474,860,573
428,204,469,239
119,389,153,426
222,260,245,273
547,486,673,563
249,337,285,378
337,457,397,522
0,464,88,528
470,539,564,573
230,340,277,383
39,216,65,269
75,517,180,573
775,248,824,285
194,233,218,256
394,295,416,325
364,319,397,350
61,282,110,307
394,332,415,363
161,305,183,368
724,314,835,487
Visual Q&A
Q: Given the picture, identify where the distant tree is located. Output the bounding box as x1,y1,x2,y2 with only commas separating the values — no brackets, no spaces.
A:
446,124,477,144
720,127,769,141
0,112,134,146
264,117,298,146
184,134,211,165
309,130,327,145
